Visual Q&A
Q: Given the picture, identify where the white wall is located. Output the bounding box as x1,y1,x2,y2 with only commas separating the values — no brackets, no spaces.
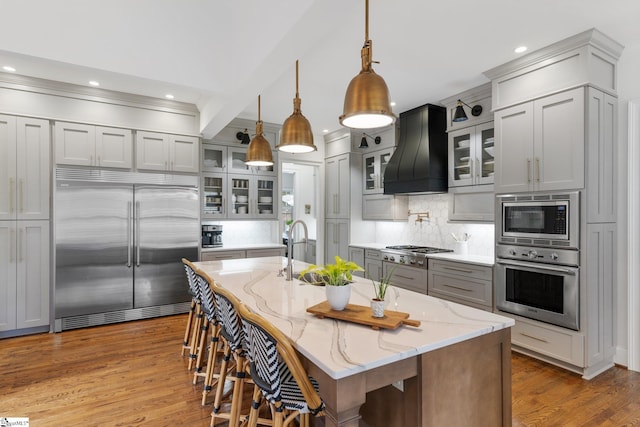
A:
614,40,640,366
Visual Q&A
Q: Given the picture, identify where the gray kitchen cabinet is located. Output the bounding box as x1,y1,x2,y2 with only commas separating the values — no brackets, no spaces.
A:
246,247,285,258
362,194,408,221
428,258,493,311
364,249,383,282
0,220,50,334
494,87,585,193
348,246,365,277
326,219,349,262
294,239,316,264
202,143,227,173
227,174,277,220
200,250,246,261
448,122,495,187
0,115,50,221
227,146,277,176
55,121,133,169
325,153,350,219
383,262,428,294
448,186,494,222
362,147,393,195
136,131,199,173
202,173,227,218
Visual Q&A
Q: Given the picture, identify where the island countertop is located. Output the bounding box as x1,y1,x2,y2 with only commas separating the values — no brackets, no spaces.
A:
194,256,513,380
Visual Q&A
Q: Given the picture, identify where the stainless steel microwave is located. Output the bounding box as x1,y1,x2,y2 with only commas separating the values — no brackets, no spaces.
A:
496,191,579,249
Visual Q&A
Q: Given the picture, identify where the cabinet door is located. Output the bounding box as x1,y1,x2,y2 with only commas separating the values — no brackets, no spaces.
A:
534,87,584,191
494,102,534,193
202,174,226,218
170,135,199,173
136,131,168,171
228,147,252,174
365,258,382,282
55,122,95,166
16,221,49,329
95,126,132,169
202,144,227,172
0,222,17,331
17,117,50,220
325,220,349,262
449,128,474,187
348,247,365,277
363,153,377,194
228,175,252,219
0,115,17,220
255,176,277,219
475,122,495,185
326,154,350,218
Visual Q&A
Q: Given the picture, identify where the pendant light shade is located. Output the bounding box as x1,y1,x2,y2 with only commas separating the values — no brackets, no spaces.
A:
277,60,317,153
339,0,395,129
245,95,274,166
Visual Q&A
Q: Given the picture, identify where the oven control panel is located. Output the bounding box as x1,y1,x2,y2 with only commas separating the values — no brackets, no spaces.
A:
496,245,579,267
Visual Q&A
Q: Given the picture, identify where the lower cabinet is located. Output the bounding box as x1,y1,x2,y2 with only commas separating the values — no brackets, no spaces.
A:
348,246,365,278
364,249,383,282
0,220,50,334
200,247,285,262
427,259,493,311
326,219,349,263
383,262,428,294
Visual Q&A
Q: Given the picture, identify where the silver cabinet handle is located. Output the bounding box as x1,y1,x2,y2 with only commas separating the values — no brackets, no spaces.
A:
476,158,481,178
9,177,14,214
535,158,540,182
519,332,549,344
19,179,23,213
394,274,414,281
527,159,531,183
496,259,576,275
18,227,23,262
443,283,473,293
9,227,15,262
136,201,141,267
127,201,132,267
443,266,474,274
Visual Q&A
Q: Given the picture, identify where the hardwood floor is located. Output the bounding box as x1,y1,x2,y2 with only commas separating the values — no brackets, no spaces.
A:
1,315,639,426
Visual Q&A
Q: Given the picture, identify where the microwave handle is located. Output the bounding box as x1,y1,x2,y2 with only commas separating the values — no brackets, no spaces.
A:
496,259,577,275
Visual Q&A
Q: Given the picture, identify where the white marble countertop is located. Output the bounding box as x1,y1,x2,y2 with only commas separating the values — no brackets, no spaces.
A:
349,242,494,266
194,256,513,380
201,243,286,252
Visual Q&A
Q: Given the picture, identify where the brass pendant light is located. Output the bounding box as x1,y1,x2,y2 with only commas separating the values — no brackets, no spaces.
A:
339,0,395,129
277,60,317,153
245,95,274,167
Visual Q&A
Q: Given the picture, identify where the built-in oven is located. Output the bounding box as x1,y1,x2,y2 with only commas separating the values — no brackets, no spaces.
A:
497,191,579,249
495,244,579,330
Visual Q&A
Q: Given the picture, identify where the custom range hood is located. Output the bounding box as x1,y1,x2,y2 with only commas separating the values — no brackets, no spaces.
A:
384,103,448,194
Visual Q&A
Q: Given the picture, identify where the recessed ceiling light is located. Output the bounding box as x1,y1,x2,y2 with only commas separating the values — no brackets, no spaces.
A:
514,46,527,54
322,129,329,133
89,80,100,87
3,66,16,72
390,101,396,107
165,94,174,99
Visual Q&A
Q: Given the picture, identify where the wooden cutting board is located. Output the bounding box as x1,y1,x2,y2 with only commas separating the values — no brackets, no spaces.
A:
306,301,421,330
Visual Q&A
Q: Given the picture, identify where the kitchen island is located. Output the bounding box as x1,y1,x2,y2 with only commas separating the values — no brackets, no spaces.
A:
195,257,514,427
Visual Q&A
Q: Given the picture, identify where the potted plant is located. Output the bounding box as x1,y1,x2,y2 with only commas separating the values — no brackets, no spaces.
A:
370,266,396,318
299,256,364,310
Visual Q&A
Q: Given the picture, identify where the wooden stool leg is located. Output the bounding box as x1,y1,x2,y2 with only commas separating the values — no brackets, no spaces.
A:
201,324,221,405
211,344,233,426
181,298,196,356
193,317,210,382
188,304,203,370
229,356,247,427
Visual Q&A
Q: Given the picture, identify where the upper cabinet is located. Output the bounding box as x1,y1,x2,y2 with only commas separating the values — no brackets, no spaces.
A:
449,122,494,187
363,147,393,195
326,153,351,219
136,131,199,173
494,87,585,194
55,122,132,169
0,115,50,221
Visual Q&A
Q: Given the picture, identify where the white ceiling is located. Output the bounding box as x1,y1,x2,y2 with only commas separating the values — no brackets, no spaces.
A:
1,0,640,139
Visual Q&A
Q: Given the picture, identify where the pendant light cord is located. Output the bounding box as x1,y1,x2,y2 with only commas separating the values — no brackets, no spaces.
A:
295,60,300,98
365,0,369,42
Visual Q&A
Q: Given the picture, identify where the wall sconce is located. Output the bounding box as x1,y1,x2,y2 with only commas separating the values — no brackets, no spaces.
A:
358,132,382,149
452,99,483,122
236,129,250,144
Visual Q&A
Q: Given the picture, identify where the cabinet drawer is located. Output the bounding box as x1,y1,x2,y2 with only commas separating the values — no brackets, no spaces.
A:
429,259,492,281
200,250,246,261
509,314,585,367
428,272,492,308
246,248,285,258
384,263,428,294
365,249,382,260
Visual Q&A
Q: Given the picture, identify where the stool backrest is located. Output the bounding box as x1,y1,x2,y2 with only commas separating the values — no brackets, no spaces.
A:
206,277,244,353
193,268,216,322
181,258,200,301
238,302,325,415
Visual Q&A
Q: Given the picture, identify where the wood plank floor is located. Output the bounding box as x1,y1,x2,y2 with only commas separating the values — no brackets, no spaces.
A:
1,315,639,426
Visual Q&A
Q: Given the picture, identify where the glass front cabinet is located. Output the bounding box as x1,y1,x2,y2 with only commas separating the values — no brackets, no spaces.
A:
363,147,394,194
448,122,494,187
202,174,227,218
227,175,277,219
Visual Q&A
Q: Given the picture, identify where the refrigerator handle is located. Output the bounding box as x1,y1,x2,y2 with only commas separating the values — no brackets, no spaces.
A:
136,201,141,267
127,201,132,267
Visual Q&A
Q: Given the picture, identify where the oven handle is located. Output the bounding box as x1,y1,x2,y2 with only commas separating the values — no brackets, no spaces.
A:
496,259,577,275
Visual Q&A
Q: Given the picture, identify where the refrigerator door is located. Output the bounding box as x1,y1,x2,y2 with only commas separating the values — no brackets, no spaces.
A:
134,185,198,307
55,181,134,317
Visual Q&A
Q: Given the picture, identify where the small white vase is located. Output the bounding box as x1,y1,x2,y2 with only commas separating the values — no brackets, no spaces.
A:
326,284,351,311
371,299,385,318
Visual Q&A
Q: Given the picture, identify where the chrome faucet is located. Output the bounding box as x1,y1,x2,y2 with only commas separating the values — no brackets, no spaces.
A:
285,220,308,280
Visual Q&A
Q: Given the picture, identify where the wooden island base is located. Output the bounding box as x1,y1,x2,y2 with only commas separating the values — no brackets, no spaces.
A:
311,328,512,427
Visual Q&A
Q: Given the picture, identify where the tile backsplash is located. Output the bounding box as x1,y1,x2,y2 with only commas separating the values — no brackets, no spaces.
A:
206,220,280,246
373,193,495,257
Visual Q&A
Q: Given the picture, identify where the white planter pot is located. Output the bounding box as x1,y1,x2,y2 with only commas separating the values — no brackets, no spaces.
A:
326,284,351,311
371,299,385,318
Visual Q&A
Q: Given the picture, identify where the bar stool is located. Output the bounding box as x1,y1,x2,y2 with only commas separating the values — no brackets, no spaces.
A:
205,275,251,427
238,302,325,427
192,268,224,405
181,258,202,369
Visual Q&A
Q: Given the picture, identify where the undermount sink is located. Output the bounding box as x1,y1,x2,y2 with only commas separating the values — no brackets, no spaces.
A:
295,272,327,286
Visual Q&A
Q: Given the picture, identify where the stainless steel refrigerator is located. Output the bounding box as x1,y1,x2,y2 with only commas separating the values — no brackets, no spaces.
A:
54,168,199,330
